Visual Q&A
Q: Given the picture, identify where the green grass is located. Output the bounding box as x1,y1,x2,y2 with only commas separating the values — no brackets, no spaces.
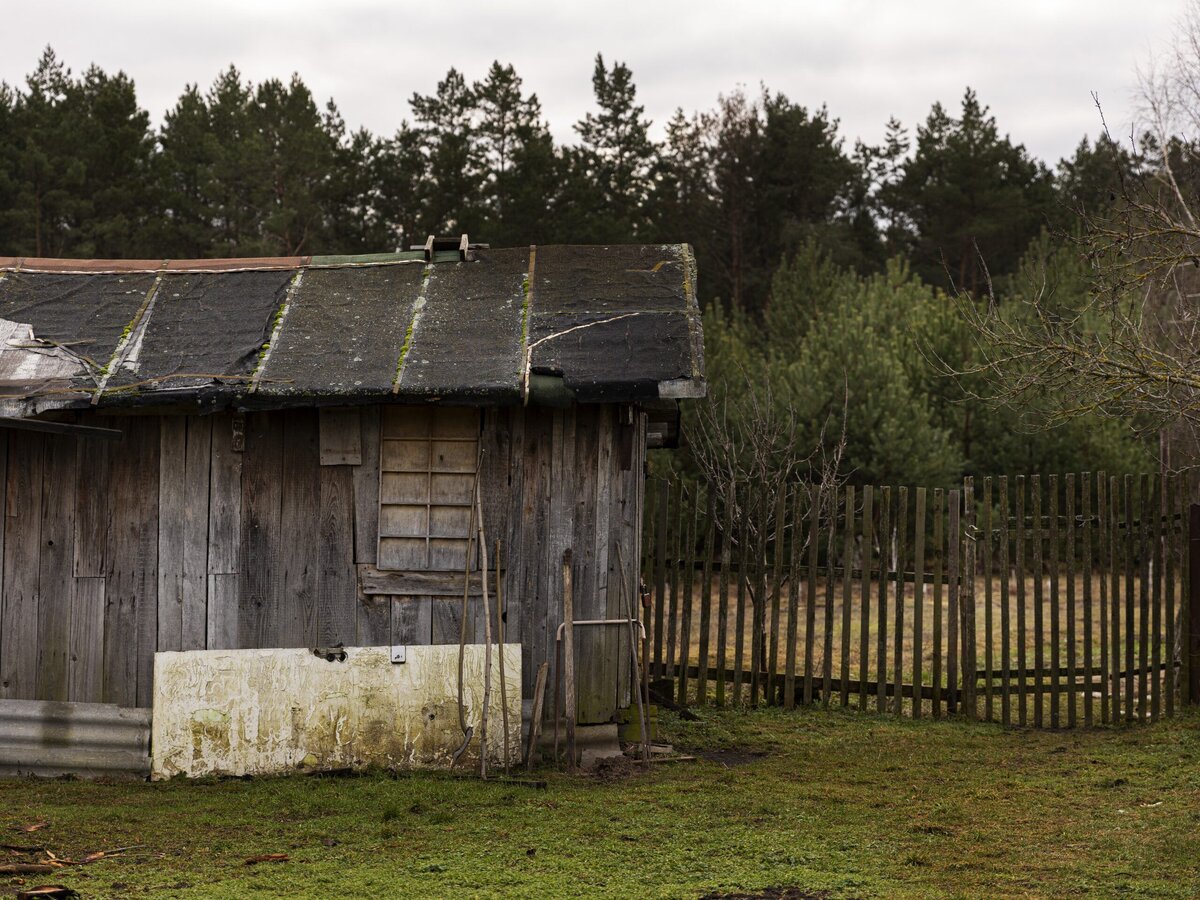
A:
2,708,1199,898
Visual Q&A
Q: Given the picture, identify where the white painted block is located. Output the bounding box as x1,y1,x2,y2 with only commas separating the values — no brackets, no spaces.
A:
151,645,520,779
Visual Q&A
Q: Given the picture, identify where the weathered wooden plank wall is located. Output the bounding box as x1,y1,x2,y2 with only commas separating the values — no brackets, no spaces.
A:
0,403,645,723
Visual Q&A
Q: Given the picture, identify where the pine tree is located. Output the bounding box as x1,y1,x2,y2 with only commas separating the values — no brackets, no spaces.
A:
410,68,484,234
571,54,657,241
473,62,558,246
881,88,1056,293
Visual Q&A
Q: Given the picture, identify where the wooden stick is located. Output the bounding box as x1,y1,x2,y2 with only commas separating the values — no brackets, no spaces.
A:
476,481,492,780
553,637,562,764
617,544,650,765
562,549,576,772
525,662,548,772
495,539,509,775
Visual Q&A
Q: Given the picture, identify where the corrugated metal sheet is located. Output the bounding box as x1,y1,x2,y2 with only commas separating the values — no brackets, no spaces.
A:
0,244,705,415
0,699,150,779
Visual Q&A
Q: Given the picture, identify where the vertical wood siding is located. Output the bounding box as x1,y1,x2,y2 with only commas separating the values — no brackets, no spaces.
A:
0,403,645,723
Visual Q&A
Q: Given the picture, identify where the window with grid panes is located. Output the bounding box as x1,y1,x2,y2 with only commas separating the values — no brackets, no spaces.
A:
377,407,480,571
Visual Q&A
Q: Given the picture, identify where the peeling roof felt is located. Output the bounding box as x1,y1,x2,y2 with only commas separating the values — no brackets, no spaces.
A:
0,245,704,413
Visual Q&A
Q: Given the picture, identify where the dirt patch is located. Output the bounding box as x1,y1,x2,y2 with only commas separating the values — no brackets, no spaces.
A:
591,755,642,782
694,748,768,767
699,888,832,899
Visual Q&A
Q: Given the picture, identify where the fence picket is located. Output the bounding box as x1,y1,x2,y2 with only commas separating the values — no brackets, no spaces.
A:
963,477,977,720
859,486,874,711
933,488,944,719
804,489,819,706
646,469,1184,729
1124,474,1135,722
1066,473,1078,729
1032,475,1045,728
716,485,733,706
999,476,1011,727
665,484,684,686
784,487,801,710
1151,473,1163,723
677,489,698,707
732,487,749,705
697,492,716,705
1049,474,1061,728
824,493,837,708
892,487,908,716
983,477,994,722
768,488,787,704
1112,475,1122,724
1098,473,1109,725
841,486,855,709
752,483,769,706
1016,476,1028,727
1139,474,1151,722
1082,472,1094,728
801,494,820,710
877,486,891,714
948,488,960,716
913,487,927,720
1165,474,1176,718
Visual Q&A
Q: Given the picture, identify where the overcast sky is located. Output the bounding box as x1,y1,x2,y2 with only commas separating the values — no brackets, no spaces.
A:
1,1,1186,167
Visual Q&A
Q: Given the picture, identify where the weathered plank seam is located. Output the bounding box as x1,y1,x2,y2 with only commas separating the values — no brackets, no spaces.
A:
392,264,433,393
519,247,536,404
91,265,166,404
249,269,305,393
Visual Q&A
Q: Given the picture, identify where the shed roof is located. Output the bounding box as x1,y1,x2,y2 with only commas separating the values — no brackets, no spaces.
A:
0,244,704,415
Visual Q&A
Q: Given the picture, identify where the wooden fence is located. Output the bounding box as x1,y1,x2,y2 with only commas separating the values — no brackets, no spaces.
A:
641,472,1198,727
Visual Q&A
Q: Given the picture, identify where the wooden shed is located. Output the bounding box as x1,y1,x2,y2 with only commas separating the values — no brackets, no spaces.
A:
0,242,704,750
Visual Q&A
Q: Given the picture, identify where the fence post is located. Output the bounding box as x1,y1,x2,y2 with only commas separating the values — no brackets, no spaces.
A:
1188,504,1200,705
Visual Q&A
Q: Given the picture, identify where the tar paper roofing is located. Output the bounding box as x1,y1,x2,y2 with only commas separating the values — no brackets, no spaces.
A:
0,244,704,415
